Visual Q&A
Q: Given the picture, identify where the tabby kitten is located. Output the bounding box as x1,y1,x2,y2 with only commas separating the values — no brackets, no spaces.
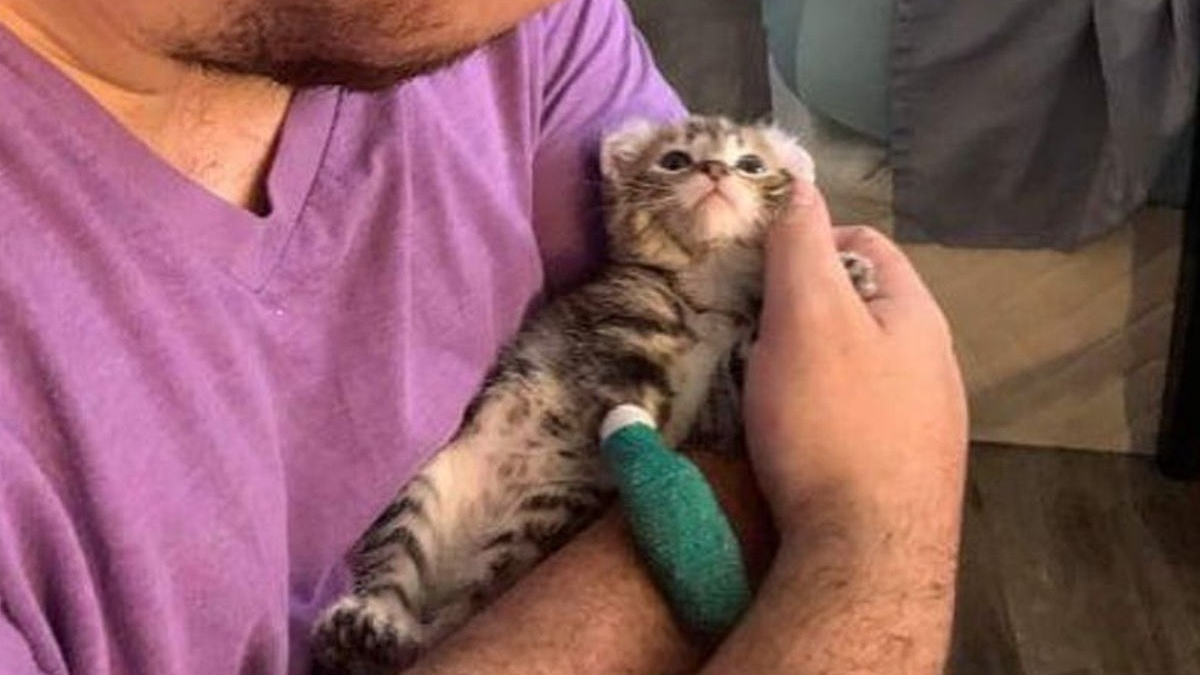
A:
311,116,875,675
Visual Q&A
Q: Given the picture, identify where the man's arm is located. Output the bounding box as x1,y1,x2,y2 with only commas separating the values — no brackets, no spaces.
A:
408,511,699,675
701,183,966,675
701,513,958,675
408,452,772,675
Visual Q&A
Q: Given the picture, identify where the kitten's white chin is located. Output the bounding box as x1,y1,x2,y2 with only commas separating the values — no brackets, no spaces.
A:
679,182,759,242
693,191,733,210
693,199,750,241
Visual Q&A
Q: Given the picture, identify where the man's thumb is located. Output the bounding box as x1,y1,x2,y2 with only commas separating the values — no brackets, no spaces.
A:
761,181,858,328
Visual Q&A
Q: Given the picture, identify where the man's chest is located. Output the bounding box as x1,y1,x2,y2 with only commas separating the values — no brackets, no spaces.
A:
0,91,548,672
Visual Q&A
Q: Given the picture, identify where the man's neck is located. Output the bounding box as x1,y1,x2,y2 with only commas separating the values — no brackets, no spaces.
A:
0,2,292,211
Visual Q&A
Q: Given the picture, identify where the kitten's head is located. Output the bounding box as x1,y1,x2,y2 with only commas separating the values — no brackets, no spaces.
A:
600,116,814,267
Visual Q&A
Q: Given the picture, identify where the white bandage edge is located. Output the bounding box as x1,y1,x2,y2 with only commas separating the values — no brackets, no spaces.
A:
599,404,657,444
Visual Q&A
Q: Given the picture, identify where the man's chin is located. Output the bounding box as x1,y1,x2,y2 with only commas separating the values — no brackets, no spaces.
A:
174,45,477,91
261,51,471,90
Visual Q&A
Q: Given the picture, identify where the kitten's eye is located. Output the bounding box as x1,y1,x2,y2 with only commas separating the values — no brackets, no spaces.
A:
658,150,694,172
735,154,767,175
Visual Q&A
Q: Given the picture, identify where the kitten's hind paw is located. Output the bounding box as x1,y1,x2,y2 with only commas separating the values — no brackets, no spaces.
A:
312,594,422,675
840,251,878,299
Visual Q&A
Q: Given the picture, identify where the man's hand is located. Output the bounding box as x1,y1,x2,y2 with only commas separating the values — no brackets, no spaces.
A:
695,182,968,675
744,180,967,543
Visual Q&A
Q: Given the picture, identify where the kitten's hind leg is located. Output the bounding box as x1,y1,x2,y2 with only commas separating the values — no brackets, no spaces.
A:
313,398,609,673
311,465,451,674
423,476,607,633
312,593,421,675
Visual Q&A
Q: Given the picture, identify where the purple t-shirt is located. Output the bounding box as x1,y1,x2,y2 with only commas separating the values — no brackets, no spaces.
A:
0,1,682,673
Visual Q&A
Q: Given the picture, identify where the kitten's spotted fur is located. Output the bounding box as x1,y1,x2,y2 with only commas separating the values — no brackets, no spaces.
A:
311,116,876,674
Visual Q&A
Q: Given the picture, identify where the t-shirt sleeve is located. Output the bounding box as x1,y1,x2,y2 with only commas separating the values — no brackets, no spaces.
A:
530,0,686,292
0,430,50,675
0,431,49,675
0,614,45,675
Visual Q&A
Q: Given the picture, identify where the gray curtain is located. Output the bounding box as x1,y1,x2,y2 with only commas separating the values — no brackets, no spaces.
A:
890,0,1199,248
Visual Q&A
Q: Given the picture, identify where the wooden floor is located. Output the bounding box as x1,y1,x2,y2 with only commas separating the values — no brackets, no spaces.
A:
952,445,1200,675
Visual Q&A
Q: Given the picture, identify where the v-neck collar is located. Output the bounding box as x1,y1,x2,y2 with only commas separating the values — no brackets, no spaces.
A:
0,24,341,291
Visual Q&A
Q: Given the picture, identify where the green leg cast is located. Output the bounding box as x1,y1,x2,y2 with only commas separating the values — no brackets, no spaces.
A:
598,405,751,638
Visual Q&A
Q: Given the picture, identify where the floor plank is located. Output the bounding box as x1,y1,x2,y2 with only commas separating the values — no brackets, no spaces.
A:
953,445,1200,675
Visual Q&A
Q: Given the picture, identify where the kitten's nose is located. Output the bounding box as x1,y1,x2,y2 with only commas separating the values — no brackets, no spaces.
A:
699,160,730,179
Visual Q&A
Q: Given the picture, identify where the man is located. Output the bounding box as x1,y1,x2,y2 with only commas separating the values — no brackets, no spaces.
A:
0,0,968,674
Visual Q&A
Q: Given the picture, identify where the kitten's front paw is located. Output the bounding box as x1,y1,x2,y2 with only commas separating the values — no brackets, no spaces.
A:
312,594,422,675
840,251,878,299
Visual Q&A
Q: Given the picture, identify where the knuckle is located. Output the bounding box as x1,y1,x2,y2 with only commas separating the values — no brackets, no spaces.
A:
835,225,886,250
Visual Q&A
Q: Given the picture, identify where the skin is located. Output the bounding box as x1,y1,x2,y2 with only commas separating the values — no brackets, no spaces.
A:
0,2,968,673
714,181,966,675
0,0,557,207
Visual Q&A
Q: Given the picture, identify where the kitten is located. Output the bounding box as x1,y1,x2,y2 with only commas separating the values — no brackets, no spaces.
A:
311,116,876,675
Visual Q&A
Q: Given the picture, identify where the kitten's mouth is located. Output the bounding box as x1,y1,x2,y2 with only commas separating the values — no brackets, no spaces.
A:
695,187,735,209
691,190,745,230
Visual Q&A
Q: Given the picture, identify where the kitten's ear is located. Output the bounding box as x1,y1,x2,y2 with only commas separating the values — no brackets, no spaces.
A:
760,126,817,183
600,119,660,181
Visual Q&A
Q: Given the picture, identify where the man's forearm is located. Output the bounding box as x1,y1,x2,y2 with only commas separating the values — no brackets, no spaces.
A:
403,446,962,675
699,495,961,675
407,452,771,675
406,510,700,675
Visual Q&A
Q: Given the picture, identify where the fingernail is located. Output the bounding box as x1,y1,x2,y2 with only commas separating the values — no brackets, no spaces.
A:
793,179,816,206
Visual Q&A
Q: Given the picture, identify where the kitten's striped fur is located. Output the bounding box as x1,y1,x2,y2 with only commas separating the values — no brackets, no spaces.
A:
311,116,875,674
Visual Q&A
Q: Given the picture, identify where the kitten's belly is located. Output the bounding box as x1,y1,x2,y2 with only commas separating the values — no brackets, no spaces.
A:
421,313,743,573
661,317,744,445
431,395,606,537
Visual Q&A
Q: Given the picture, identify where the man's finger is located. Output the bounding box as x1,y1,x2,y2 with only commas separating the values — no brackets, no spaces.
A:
833,226,940,330
833,226,927,301
761,182,862,327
